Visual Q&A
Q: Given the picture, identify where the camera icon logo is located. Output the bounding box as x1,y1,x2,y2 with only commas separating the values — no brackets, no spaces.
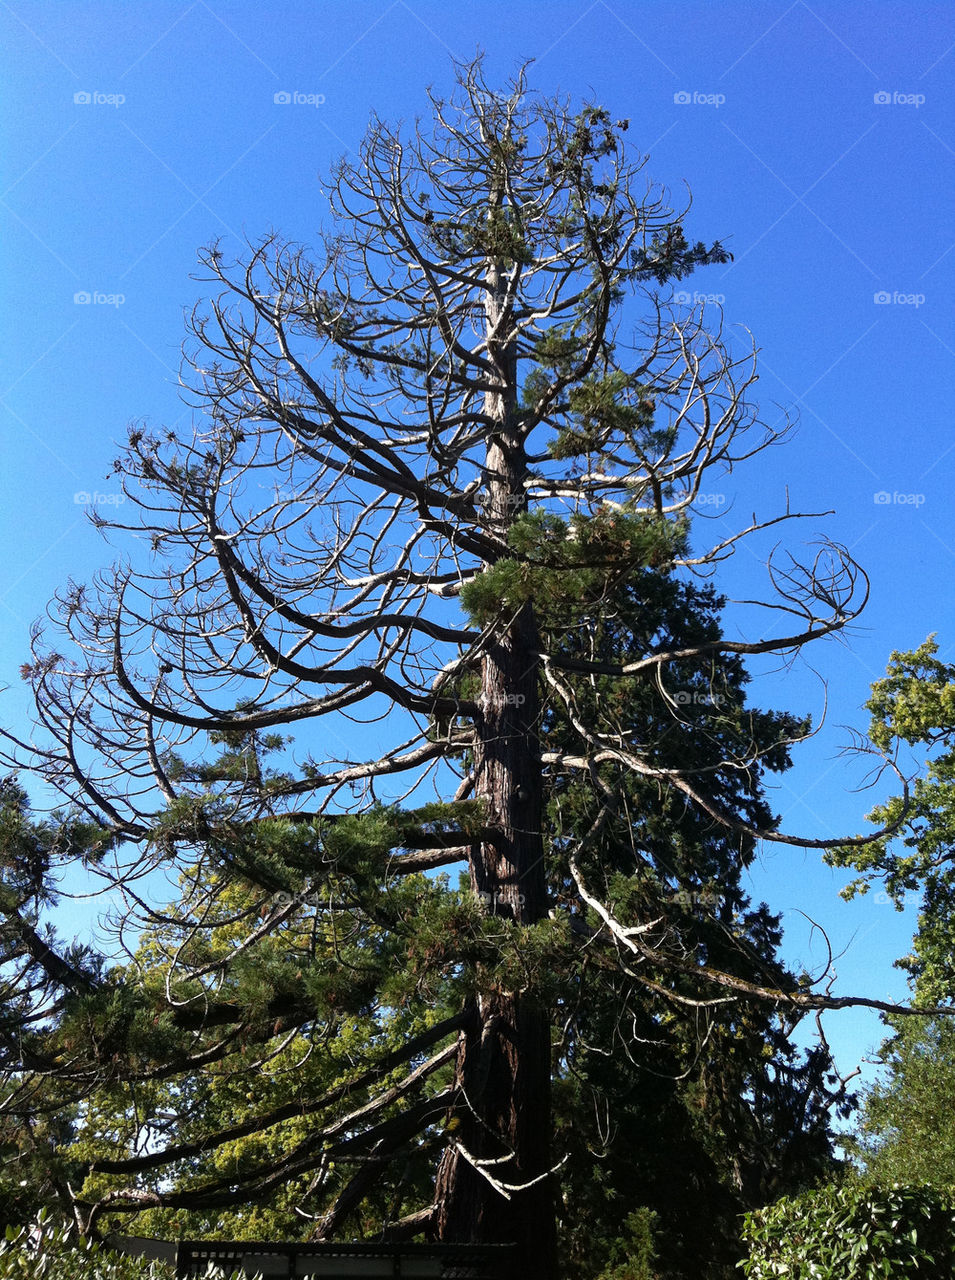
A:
73,291,91,304
73,90,91,105
873,291,891,304
673,91,692,105
274,91,292,104
873,491,892,504
873,91,891,104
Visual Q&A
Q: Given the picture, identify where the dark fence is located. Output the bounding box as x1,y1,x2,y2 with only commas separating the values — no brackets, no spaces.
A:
112,1237,516,1279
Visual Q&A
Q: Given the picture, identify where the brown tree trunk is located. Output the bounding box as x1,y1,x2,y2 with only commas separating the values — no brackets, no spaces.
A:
433,602,556,1278
434,248,558,1278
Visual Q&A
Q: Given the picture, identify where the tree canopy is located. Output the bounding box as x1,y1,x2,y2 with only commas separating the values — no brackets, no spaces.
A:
830,634,955,1003
825,636,955,1199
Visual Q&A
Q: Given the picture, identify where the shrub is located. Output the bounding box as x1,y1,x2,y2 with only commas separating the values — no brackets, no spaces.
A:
740,1182,955,1278
0,1212,248,1279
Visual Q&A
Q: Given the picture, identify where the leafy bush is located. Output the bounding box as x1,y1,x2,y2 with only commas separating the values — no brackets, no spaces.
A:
0,1212,248,1279
740,1182,955,1278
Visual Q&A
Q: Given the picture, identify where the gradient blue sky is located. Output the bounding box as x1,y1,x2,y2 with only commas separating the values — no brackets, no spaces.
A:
1,0,953,1089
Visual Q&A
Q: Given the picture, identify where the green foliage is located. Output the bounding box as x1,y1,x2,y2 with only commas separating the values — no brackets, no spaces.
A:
0,1215,183,1280
594,1209,659,1279
740,1182,955,1278
850,1015,955,1186
460,508,685,625
545,572,839,1280
827,635,955,1001
549,372,667,460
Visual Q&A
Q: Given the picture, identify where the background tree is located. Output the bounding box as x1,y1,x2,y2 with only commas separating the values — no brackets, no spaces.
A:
830,634,955,1001
0,59,903,1278
0,779,100,1229
849,1014,955,1187
827,636,955,1193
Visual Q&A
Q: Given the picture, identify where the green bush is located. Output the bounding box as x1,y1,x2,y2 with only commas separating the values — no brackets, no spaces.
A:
0,1217,171,1279
0,1213,248,1279
740,1182,955,1278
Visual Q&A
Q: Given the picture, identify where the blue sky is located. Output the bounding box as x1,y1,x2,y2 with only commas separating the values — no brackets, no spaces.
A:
1,0,953,1089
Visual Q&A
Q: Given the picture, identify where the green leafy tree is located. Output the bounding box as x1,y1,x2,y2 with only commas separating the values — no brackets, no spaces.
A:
830,635,955,1001
850,1014,955,1186
0,59,902,1278
828,636,955,1191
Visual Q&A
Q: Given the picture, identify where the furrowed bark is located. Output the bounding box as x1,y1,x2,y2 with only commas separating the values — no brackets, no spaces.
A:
434,250,557,1278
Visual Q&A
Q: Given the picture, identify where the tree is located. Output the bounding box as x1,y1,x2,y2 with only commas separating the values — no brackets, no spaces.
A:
850,1014,955,1186
827,636,955,1191
0,59,908,1277
0,779,98,1228
829,635,955,1002
542,572,850,1277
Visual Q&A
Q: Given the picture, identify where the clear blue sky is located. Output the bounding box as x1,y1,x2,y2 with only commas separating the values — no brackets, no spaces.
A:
1,0,953,1090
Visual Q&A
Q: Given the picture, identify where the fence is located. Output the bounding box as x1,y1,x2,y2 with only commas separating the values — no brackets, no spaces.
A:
111,1237,516,1279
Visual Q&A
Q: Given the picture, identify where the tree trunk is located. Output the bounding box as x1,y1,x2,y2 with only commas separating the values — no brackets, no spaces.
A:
433,602,556,1277
434,249,558,1278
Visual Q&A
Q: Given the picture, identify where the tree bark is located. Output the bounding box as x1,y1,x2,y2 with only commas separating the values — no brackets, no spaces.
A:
434,247,558,1278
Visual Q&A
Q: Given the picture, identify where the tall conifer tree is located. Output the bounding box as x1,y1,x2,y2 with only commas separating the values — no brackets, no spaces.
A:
0,61,896,1276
